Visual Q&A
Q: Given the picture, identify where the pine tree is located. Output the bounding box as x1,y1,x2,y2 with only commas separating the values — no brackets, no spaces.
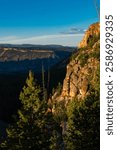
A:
64,91,100,150
49,129,64,150
0,71,55,150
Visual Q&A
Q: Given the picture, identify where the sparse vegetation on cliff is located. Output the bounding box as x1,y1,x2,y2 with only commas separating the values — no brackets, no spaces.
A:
0,22,100,150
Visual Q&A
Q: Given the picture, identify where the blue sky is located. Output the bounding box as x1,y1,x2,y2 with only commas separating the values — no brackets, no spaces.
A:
0,0,100,46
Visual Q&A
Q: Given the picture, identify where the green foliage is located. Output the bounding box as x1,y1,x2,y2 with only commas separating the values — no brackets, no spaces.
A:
87,34,100,48
19,71,41,112
64,91,100,150
89,43,100,60
0,29,100,149
78,53,89,67
70,48,87,61
93,66,100,93
94,41,100,51
79,47,87,52
53,100,67,124
56,82,62,96
70,51,78,61
0,71,56,150
89,50,100,60
49,130,63,150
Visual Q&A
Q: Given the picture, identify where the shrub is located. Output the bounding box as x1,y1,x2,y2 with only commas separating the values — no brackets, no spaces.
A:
78,53,89,67
87,34,100,48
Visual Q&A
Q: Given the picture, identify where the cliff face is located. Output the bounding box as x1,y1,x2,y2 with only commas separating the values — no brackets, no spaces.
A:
79,22,100,48
0,46,73,73
62,40,99,99
51,22,100,104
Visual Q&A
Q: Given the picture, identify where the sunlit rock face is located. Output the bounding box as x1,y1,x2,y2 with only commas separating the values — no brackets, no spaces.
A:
78,22,100,48
52,22,100,103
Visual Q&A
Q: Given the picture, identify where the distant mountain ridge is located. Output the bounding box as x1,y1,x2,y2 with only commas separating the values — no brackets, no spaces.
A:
0,44,75,50
0,45,75,73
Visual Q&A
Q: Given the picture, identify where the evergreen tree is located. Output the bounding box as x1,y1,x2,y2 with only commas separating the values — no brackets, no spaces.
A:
64,91,100,150
49,129,64,150
0,71,55,150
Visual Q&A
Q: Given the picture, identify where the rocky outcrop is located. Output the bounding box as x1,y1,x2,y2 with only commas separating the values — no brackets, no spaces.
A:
0,48,55,61
51,22,100,104
0,46,73,73
78,22,100,48
61,49,99,100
